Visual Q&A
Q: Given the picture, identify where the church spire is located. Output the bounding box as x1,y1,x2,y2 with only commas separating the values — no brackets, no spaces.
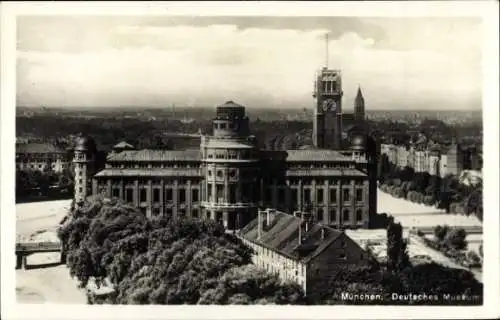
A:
354,85,365,121
355,85,364,103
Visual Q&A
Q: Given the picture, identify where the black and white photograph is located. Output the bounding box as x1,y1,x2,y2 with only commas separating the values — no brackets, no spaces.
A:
1,1,499,319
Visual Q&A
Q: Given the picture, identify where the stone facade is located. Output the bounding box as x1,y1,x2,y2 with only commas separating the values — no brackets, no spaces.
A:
79,101,378,231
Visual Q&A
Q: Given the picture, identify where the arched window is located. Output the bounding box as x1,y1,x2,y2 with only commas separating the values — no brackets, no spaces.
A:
343,209,350,221
356,209,363,221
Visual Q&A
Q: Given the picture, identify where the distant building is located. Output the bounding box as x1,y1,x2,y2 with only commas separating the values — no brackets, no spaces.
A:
238,208,373,298
16,143,70,173
380,140,470,178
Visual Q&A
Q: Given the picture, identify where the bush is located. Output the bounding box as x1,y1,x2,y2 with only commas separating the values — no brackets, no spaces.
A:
443,228,468,251
466,251,481,268
434,225,450,242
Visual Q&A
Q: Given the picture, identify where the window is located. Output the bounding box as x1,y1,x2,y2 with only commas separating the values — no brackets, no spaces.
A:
339,252,346,260
264,187,272,202
165,188,173,201
343,189,350,202
216,184,224,201
356,189,363,202
112,189,119,198
330,189,337,203
179,189,186,203
207,184,213,200
179,209,186,217
217,170,223,177
192,189,199,202
317,189,324,203
317,208,324,222
278,188,285,204
304,189,311,202
165,208,173,218
140,189,147,202
126,189,133,202
291,189,298,203
153,189,160,202
153,207,160,216
192,208,199,218
356,209,363,221
330,208,337,223
220,123,227,129
208,170,212,176
140,207,147,215
343,209,350,221
229,184,236,203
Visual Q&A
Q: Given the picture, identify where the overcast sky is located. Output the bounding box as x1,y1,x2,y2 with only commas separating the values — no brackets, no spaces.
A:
16,16,482,110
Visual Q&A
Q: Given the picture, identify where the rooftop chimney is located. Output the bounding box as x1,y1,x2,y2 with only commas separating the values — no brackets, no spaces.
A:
298,219,302,245
267,208,275,226
301,212,312,232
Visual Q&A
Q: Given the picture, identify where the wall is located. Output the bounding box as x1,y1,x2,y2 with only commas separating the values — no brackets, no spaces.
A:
306,233,370,300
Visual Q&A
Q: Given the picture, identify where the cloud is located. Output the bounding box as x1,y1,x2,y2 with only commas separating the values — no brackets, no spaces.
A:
16,17,482,109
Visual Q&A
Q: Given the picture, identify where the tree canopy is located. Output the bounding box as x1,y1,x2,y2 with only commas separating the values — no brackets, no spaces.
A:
58,196,306,305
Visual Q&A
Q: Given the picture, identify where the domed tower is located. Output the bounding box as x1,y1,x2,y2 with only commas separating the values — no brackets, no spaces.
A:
349,133,379,228
201,101,259,231
73,136,97,208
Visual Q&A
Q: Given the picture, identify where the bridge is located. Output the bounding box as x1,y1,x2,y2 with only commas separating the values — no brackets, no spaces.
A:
15,241,64,270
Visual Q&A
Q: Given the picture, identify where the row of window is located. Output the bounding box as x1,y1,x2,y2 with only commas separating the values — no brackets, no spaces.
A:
268,187,364,203
110,163,199,169
147,207,200,219
109,187,200,203
206,150,254,160
278,179,365,186
17,163,66,170
214,122,238,130
318,207,364,223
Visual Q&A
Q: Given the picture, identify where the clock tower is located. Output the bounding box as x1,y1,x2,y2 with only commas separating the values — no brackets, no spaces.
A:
312,67,343,149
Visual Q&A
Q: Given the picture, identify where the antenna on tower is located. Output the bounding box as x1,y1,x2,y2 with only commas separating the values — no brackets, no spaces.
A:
324,32,330,69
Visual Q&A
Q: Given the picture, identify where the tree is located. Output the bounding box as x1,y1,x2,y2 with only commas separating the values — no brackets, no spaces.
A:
434,225,450,242
443,228,467,251
58,195,304,305
386,221,410,272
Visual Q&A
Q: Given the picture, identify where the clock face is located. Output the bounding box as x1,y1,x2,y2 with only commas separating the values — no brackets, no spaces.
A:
322,99,337,112
328,100,337,111
322,100,329,111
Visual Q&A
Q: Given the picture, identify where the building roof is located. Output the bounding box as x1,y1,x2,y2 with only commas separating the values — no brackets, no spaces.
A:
285,149,352,162
94,168,202,178
107,149,201,162
16,143,66,154
113,141,135,150
239,210,343,263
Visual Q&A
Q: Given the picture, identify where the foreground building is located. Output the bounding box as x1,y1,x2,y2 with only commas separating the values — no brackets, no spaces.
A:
238,208,373,298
